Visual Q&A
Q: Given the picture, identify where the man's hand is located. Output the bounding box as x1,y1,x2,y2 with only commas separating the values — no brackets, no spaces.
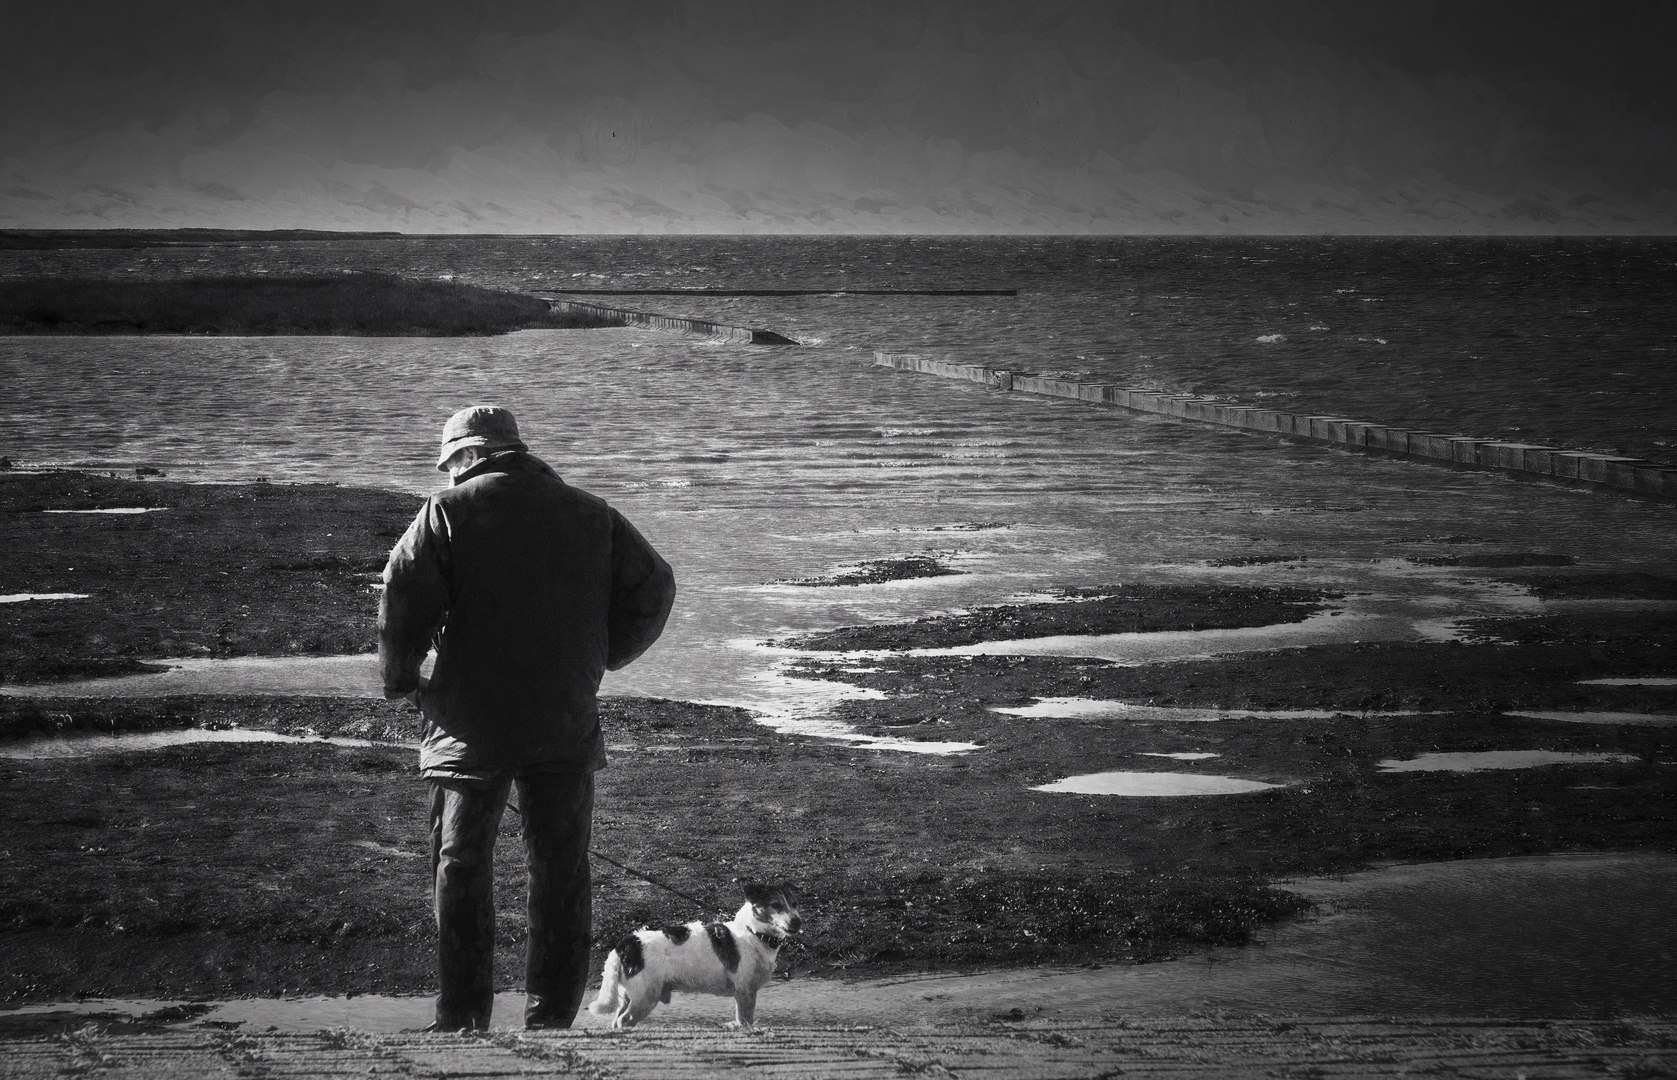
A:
386,677,428,710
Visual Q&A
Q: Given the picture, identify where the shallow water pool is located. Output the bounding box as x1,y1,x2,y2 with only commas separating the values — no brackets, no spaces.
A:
1377,749,1643,772
0,727,392,760
993,697,1421,722
1505,710,1677,727
1030,771,1282,796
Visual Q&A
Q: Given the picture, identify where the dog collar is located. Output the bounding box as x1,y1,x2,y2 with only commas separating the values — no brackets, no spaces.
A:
752,929,786,949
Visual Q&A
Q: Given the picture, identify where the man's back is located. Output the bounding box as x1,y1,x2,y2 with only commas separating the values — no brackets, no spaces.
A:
387,405,674,1033
380,451,675,779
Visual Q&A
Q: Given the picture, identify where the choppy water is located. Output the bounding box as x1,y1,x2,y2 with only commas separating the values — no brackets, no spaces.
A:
6,235,1674,461
2,237,1675,713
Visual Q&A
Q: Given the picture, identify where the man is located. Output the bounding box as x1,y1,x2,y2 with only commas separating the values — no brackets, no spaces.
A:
379,405,675,1032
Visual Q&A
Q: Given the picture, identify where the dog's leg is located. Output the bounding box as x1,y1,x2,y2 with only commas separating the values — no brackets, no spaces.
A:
588,953,624,1017
611,987,646,1029
623,988,661,1028
725,989,758,1030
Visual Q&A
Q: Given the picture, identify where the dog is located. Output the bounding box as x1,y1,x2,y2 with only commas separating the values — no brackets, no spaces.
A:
588,881,801,1029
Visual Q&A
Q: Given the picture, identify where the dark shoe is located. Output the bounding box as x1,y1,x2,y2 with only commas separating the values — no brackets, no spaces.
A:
524,991,578,1030
418,1016,486,1034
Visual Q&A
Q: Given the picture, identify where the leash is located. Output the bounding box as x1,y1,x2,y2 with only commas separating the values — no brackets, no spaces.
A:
588,847,720,913
587,846,800,981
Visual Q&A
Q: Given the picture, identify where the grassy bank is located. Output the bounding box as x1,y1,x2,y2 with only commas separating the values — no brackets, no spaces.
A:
0,274,622,336
2,682,1670,1002
0,695,1324,1001
0,472,421,683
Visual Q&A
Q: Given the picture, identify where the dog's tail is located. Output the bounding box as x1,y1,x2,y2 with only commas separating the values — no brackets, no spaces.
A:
587,951,624,1017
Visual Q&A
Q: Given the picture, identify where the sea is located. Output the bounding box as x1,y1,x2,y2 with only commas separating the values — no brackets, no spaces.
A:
2,235,1675,716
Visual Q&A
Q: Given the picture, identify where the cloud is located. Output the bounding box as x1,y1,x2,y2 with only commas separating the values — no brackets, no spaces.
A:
1,0,1673,232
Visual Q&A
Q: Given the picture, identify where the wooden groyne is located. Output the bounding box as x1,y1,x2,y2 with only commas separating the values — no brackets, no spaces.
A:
545,298,797,344
874,351,1677,500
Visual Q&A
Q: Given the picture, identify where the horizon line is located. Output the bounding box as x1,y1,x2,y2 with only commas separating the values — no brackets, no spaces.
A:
5,228,1675,239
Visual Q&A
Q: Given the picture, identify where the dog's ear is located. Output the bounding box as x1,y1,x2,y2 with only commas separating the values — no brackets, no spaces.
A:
742,880,773,905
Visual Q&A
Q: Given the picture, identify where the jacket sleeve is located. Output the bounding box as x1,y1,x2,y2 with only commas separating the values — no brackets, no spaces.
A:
605,510,676,671
378,498,451,698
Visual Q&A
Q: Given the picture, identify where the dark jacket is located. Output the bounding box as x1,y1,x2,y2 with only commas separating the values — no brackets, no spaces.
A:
379,452,675,778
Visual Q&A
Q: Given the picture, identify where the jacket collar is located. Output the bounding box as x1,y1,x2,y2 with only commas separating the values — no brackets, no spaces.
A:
451,450,559,486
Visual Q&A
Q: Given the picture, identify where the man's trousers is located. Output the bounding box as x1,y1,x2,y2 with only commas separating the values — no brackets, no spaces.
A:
427,772,594,1030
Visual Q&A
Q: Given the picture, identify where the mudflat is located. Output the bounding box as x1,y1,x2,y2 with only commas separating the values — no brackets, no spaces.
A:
0,274,619,336
1,471,1673,1004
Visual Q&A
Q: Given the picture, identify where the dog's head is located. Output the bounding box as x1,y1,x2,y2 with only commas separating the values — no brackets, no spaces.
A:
742,881,801,936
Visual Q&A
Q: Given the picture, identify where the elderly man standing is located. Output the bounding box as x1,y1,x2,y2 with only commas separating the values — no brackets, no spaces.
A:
380,405,675,1032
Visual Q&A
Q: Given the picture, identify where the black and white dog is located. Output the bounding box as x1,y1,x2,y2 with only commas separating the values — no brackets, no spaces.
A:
589,882,801,1029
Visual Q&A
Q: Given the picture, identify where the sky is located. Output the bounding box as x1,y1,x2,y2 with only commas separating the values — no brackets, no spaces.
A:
3,0,1674,234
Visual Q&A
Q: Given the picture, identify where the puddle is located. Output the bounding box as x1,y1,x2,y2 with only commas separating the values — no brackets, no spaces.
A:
1506,710,1677,727
0,651,974,756
910,611,1367,663
669,647,980,754
6,853,1672,1026
41,507,169,514
1030,771,1283,796
894,574,1581,665
0,727,397,759
1377,750,1642,772
0,593,90,603
745,711,979,755
0,654,386,698
762,727,978,755
984,700,1672,731
993,697,1420,722
1579,677,1677,686
703,670,977,755
902,603,1478,663
1139,751,1220,760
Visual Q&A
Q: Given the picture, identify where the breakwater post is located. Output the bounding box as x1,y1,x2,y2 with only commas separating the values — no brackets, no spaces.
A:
545,298,797,345
873,351,1677,501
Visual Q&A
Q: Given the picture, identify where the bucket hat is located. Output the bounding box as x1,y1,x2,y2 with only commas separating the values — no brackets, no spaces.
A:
437,405,527,470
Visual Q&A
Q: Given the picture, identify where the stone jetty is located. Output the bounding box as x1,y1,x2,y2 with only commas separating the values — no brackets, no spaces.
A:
876,351,1677,500
546,299,798,344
